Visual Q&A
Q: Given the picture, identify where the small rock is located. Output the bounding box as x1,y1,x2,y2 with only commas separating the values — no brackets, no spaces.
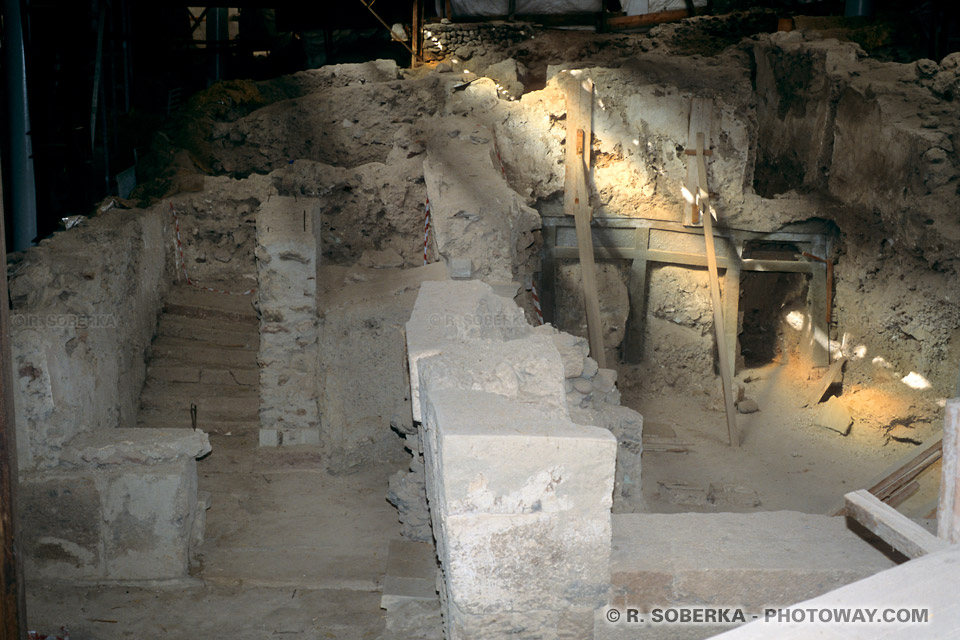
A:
455,46,474,60
564,378,574,393
737,398,759,414
436,62,452,73
593,368,617,394
915,58,939,78
582,357,599,379
573,377,594,394
815,397,853,436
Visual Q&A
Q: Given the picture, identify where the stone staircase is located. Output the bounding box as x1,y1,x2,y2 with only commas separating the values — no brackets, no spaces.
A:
137,284,259,436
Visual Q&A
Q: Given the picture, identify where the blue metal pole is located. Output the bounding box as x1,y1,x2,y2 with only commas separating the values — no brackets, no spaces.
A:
3,0,38,251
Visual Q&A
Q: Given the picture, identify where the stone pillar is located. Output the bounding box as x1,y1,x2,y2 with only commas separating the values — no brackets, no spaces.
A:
406,281,617,639
256,197,321,446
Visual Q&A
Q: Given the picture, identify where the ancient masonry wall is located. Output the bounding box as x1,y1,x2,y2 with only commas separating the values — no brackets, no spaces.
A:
406,280,619,640
256,196,322,446
9,203,212,581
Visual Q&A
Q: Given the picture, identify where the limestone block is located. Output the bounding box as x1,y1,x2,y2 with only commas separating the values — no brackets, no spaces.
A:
421,389,616,617
20,474,104,581
417,334,567,412
406,280,532,421
98,459,199,580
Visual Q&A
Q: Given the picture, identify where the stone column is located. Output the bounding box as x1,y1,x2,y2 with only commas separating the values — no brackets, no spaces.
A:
256,197,321,446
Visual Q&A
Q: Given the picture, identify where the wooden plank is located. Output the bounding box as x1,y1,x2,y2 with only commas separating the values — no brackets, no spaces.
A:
683,97,711,226
564,75,606,368
722,267,740,379
624,228,650,364
606,9,689,29
885,480,920,508
844,489,947,559
804,356,846,407
0,141,27,639
540,225,557,325
695,128,738,447
829,433,943,516
807,262,830,367
411,0,425,67
553,246,815,273
938,398,960,543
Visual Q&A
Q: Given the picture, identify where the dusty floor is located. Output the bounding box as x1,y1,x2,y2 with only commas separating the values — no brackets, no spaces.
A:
623,356,944,516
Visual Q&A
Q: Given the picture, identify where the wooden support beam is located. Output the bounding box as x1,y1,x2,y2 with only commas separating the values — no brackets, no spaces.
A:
938,398,960,543
844,489,947,559
682,94,711,227
696,127,738,447
0,142,27,640
541,225,558,325
552,246,816,273
722,267,740,379
804,356,846,407
412,0,425,67
829,432,943,517
624,227,650,364
606,9,689,30
564,75,606,369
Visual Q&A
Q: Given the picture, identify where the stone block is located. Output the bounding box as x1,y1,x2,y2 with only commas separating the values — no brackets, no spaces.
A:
406,280,532,421
259,428,280,447
417,334,567,413
448,258,474,280
20,474,103,581
610,512,896,610
422,389,616,618
98,460,198,580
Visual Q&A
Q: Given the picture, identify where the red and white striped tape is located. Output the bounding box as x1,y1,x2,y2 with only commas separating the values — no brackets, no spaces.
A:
169,202,256,296
530,280,544,325
423,198,432,266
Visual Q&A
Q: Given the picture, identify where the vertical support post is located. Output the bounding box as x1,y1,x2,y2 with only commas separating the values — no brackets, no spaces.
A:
3,0,38,250
508,0,517,20
412,0,424,67
808,262,829,367
697,130,739,447
937,399,960,544
541,224,557,325
722,266,740,379
682,98,711,227
0,145,27,640
207,7,229,85
564,75,606,369
624,227,650,364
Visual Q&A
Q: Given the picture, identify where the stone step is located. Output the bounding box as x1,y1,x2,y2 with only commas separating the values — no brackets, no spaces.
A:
139,394,258,422
148,345,258,370
381,539,438,611
146,364,259,386
158,315,259,348
152,334,257,354
136,410,257,434
141,380,257,400
609,512,897,612
163,285,259,325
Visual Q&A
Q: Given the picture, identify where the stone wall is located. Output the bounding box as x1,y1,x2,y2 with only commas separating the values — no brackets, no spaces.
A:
8,204,173,470
424,21,534,62
8,202,213,582
406,280,620,639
